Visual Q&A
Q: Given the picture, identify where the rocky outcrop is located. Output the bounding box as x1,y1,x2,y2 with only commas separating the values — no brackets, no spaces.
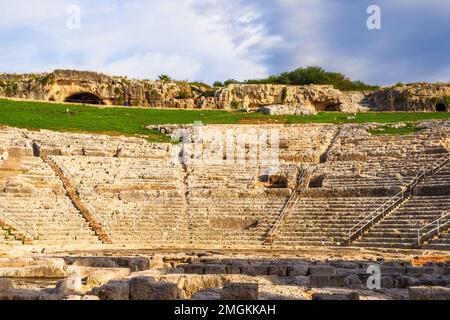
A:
260,104,317,116
0,70,197,108
216,84,369,112
365,83,450,112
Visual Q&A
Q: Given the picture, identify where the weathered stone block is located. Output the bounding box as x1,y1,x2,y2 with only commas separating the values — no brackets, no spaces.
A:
182,275,225,299
130,277,179,300
406,266,439,277
149,257,165,269
240,265,269,276
287,265,309,277
225,265,241,275
73,257,118,268
192,289,222,300
408,286,450,300
309,266,336,276
381,276,394,289
395,276,419,289
329,261,359,269
0,265,67,278
310,275,346,288
344,274,364,289
443,267,450,276
221,283,259,300
312,292,360,300
381,265,405,276
129,258,151,272
0,279,13,292
268,266,287,277
98,280,130,300
85,268,130,288
182,264,205,274
204,265,227,275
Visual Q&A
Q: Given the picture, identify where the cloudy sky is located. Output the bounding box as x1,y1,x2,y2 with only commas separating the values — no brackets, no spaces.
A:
0,0,449,85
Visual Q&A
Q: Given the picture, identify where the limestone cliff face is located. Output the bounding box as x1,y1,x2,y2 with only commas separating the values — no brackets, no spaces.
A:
365,83,450,112
0,70,197,108
215,84,369,112
1,70,448,113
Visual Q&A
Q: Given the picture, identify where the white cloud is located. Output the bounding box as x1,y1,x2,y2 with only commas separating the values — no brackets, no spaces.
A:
0,0,278,82
1,0,448,85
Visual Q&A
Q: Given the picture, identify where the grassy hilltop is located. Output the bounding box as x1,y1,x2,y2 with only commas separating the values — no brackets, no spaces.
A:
0,98,449,142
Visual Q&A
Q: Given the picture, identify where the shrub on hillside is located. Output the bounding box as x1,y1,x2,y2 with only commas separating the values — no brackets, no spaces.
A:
158,74,172,82
230,100,240,110
243,66,379,91
224,79,239,86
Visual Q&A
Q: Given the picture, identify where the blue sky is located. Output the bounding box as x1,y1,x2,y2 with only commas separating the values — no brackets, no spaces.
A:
0,0,449,85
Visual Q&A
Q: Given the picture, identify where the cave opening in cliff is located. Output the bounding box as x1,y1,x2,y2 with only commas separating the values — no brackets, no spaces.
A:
65,92,103,105
435,103,446,112
324,104,341,112
313,102,341,112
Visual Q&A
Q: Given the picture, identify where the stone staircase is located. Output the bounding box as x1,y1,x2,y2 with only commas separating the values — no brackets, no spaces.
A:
272,197,389,246
263,167,312,245
264,191,299,245
426,228,450,250
349,153,450,248
419,211,450,250
354,197,449,248
0,205,34,245
42,155,112,244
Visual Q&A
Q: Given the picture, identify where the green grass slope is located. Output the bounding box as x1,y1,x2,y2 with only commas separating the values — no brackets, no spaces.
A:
0,98,449,142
